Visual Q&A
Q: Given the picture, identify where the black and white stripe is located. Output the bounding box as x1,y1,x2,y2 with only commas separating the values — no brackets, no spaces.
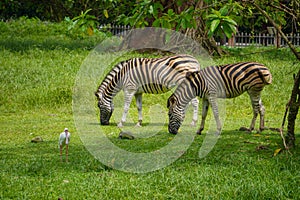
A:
167,62,272,135
95,54,201,127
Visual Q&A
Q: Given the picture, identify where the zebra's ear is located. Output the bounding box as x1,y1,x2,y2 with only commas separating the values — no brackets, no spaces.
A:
186,71,198,78
167,95,177,108
186,72,193,78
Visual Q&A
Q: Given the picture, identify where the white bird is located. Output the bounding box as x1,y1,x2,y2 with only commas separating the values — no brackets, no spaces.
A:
59,128,71,162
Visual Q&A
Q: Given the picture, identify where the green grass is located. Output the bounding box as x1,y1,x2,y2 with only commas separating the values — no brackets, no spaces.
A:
0,18,300,199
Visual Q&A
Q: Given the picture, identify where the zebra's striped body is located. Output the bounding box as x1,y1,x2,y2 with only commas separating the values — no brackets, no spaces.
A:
167,62,272,135
95,54,200,127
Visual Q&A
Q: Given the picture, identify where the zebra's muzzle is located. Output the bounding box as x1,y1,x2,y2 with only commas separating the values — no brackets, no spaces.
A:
100,120,109,125
168,125,179,135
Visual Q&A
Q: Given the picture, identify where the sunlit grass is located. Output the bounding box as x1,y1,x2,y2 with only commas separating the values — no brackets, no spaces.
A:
0,18,299,199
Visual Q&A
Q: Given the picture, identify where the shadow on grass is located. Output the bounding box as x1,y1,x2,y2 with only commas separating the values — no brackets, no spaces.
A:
2,128,299,176
1,140,110,177
225,46,300,62
177,129,297,166
0,37,104,52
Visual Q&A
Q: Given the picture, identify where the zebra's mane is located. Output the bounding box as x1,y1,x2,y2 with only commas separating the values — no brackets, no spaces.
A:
95,60,128,99
95,57,156,100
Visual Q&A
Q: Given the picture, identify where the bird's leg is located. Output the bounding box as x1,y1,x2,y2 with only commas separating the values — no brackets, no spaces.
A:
66,145,69,162
60,145,63,162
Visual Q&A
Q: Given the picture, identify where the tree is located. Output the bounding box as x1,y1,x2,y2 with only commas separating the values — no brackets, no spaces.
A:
0,0,133,23
286,69,300,148
118,0,239,55
249,0,300,149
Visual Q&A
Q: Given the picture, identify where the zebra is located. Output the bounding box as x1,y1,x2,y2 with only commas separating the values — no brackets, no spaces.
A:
167,62,272,135
95,54,201,127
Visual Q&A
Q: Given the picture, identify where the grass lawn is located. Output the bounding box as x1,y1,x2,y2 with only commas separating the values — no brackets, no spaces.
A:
0,18,299,199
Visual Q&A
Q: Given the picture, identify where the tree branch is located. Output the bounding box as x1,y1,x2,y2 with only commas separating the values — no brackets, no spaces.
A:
268,3,297,19
251,1,300,61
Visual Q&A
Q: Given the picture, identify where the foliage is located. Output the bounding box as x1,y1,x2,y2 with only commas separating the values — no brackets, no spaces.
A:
65,9,104,39
0,0,132,24
118,0,197,30
0,0,298,35
239,0,288,33
206,6,237,38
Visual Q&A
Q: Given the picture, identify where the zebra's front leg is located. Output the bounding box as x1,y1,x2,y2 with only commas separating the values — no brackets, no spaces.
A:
208,95,222,135
190,97,199,126
197,99,209,135
118,90,135,128
135,93,143,127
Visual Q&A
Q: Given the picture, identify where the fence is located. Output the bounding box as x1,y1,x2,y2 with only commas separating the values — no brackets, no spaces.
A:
100,24,300,47
99,24,131,36
228,32,300,47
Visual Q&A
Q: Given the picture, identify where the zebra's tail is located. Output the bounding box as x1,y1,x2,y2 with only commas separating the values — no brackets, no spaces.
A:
258,68,272,85
263,70,272,85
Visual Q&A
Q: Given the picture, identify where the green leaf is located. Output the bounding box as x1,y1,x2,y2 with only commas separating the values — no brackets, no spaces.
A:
162,20,171,29
223,18,237,26
210,19,220,33
222,23,236,38
168,9,175,16
83,9,92,15
207,30,214,38
152,19,161,27
149,5,154,14
181,19,187,29
103,9,109,18
64,17,71,22
273,148,282,156
154,2,164,12
206,14,219,20
219,6,228,16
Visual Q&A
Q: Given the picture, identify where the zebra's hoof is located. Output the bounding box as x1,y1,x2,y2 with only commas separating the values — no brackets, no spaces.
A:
239,127,251,133
101,121,109,125
215,131,221,136
258,127,268,132
196,128,203,135
190,120,197,127
135,123,142,127
117,122,124,128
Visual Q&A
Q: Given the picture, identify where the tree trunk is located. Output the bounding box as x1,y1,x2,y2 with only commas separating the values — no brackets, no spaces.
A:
286,70,300,148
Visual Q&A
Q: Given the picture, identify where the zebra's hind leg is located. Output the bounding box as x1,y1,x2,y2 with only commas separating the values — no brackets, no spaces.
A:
135,93,143,127
241,90,264,133
196,99,209,135
190,97,199,126
258,99,266,132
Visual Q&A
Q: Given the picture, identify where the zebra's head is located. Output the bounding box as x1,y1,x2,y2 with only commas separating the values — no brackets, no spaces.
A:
95,92,114,125
167,94,185,134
